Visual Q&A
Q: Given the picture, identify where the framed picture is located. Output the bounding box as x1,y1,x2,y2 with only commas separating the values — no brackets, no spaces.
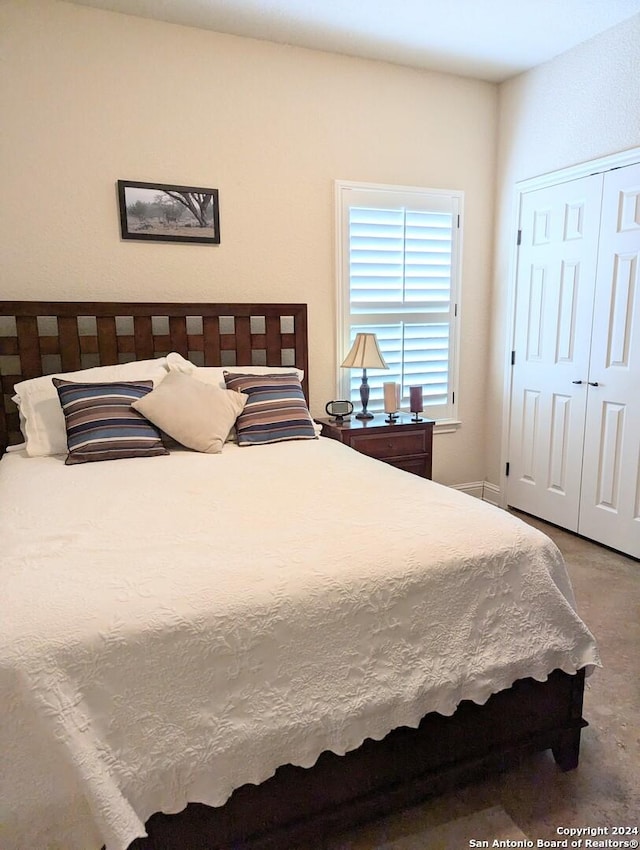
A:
117,180,220,244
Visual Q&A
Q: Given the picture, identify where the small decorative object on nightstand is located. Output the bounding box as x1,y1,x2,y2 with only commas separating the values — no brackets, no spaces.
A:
409,385,424,422
340,333,388,420
325,400,354,424
316,414,433,479
383,381,400,423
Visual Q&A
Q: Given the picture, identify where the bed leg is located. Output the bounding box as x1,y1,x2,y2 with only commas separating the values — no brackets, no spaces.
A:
552,667,588,771
552,728,582,771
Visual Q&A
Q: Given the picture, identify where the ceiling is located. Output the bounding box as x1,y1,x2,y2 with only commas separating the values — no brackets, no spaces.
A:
67,0,640,82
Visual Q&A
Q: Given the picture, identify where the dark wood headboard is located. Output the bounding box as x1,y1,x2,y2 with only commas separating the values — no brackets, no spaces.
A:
0,301,309,454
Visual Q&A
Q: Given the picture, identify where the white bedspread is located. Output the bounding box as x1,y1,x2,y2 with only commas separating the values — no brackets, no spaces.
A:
0,438,600,850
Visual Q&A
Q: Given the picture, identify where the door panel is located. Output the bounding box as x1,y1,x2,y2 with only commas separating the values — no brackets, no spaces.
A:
548,393,572,495
507,175,603,530
578,163,640,557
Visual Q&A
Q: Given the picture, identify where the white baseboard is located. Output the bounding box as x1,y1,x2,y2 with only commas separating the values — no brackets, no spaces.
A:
481,482,502,506
450,481,484,499
450,481,502,506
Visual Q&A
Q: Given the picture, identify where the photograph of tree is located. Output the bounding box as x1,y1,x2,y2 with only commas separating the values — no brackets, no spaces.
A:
117,180,220,243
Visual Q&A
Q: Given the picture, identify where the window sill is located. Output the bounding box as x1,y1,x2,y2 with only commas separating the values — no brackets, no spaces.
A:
433,419,461,435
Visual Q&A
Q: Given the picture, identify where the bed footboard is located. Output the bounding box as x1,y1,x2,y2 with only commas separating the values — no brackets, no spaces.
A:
130,669,587,850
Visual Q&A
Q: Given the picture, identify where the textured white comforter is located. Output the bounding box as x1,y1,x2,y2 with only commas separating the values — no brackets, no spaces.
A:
0,438,600,850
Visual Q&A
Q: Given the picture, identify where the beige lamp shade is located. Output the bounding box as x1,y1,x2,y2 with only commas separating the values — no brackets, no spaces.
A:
341,333,388,420
341,333,388,370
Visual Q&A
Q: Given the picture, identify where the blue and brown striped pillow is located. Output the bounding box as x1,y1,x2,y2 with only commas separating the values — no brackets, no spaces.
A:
53,378,169,465
223,372,317,446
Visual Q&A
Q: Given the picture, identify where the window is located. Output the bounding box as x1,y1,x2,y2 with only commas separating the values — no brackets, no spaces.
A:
336,181,462,423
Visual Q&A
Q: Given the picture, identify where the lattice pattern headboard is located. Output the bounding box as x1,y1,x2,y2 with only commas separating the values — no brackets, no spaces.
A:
0,301,309,453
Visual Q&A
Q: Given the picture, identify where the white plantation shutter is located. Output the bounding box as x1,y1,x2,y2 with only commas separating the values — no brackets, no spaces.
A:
337,183,462,421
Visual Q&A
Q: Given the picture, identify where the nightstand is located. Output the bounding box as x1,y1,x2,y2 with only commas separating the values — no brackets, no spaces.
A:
316,414,433,479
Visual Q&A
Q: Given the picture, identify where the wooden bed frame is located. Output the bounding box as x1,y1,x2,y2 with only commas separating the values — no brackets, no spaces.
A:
0,301,309,454
0,301,588,850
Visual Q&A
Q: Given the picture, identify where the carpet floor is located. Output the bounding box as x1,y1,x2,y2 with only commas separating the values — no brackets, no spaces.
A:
322,512,640,849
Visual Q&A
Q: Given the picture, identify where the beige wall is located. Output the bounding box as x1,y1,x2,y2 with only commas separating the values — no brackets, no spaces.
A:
488,14,640,488
0,0,498,485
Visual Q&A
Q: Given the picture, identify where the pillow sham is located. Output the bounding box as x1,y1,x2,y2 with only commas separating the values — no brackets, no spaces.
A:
223,372,317,446
131,370,247,454
13,357,169,457
53,378,169,465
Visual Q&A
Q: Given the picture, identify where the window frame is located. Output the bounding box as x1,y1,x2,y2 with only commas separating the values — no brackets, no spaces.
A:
335,180,463,427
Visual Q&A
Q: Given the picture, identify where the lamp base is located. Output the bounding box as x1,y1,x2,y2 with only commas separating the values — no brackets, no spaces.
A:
356,370,374,420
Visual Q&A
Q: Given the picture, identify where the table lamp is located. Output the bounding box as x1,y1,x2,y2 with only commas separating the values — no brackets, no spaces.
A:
341,333,388,419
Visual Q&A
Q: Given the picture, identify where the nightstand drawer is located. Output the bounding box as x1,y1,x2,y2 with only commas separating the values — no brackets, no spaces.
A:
349,430,427,459
383,455,430,477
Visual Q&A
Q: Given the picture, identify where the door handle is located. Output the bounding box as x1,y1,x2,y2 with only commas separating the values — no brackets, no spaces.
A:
571,380,583,384
588,381,599,387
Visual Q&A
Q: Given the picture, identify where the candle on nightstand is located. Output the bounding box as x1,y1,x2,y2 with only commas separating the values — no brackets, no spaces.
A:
383,381,398,414
409,386,423,421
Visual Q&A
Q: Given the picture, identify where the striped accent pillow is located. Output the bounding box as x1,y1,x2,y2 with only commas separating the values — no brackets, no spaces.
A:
223,372,317,446
53,379,169,465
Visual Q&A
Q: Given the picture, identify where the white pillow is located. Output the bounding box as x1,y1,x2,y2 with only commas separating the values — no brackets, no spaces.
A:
166,352,305,388
5,442,27,454
13,357,170,457
165,352,198,375
131,370,247,454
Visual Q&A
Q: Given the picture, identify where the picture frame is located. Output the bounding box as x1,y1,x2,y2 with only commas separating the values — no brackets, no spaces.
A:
117,180,220,244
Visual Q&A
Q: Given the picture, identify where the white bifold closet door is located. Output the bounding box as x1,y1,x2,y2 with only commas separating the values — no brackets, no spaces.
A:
507,162,640,559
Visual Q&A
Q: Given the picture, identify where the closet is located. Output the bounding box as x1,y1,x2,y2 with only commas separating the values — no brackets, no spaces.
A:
507,161,640,559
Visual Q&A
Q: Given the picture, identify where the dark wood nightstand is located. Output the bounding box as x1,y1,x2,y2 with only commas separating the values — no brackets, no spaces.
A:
316,414,433,479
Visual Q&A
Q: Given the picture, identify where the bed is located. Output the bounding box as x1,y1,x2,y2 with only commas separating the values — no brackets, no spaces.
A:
0,301,600,850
